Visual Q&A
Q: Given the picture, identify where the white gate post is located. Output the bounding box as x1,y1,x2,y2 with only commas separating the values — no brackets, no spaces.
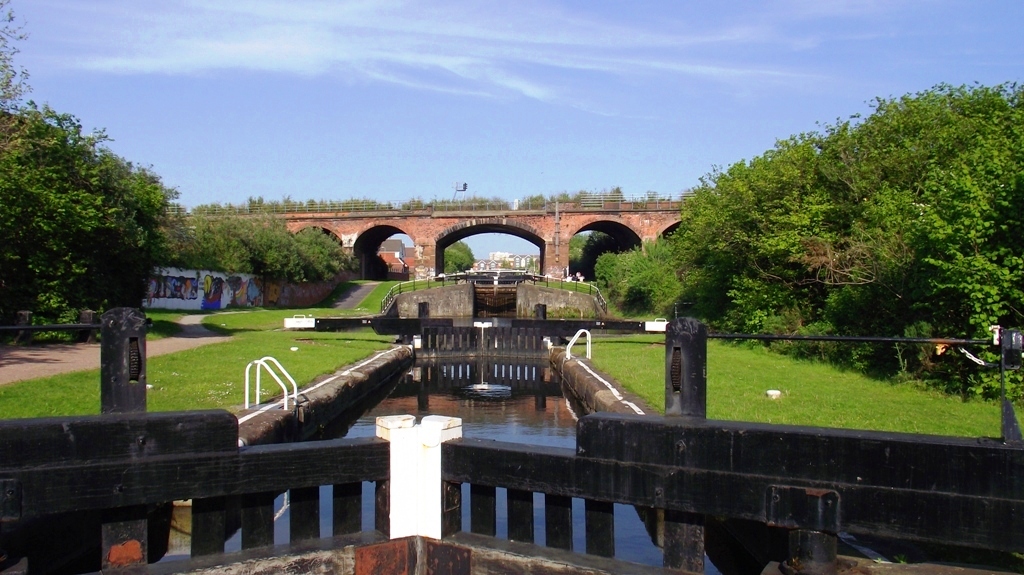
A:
375,414,463,539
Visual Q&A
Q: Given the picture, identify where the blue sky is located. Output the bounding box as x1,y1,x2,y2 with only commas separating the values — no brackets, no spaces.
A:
15,1,1024,257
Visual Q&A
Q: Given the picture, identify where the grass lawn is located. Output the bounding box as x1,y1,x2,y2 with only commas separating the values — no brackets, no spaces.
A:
590,334,1007,438
0,287,395,419
143,309,185,339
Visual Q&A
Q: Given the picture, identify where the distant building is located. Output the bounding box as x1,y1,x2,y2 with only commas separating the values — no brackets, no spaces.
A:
378,238,411,279
473,253,538,273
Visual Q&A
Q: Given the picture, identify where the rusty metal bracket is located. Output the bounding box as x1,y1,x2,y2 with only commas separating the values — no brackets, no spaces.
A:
766,485,840,534
0,479,20,521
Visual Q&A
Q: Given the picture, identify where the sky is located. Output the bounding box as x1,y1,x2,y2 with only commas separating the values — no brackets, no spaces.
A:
13,0,1024,257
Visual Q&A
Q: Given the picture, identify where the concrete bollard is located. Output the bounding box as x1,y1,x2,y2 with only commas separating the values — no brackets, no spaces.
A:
376,414,463,540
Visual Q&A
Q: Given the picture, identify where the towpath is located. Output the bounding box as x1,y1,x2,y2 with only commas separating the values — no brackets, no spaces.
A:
0,282,378,386
0,315,230,386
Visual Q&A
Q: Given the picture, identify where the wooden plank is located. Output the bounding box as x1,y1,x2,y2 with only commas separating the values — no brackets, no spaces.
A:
443,438,1024,552
240,491,275,549
470,484,496,536
100,307,148,414
10,453,236,519
585,499,614,558
575,413,1024,497
442,481,462,538
507,489,534,543
191,497,226,557
0,411,237,466
663,509,703,572
289,486,320,542
237,438,389,492
545,494,572,550
375,480,389,538
333,482,361,536
101,505,148,571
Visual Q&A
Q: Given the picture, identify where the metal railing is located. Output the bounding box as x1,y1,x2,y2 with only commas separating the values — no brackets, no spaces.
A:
167,192,689,217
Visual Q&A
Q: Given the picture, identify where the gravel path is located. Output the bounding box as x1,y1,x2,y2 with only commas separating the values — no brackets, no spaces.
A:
0,314,230,386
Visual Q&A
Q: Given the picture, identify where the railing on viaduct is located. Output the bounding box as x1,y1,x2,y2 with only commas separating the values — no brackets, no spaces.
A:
1,311,1022,574
166,193,688,217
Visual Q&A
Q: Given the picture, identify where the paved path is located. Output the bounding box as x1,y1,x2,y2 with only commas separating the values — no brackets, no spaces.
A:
331,281,379,309
0,315,230,386
0,283,379,386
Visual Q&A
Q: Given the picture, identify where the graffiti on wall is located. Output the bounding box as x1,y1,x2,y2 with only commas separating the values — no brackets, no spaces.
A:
147,272,200,303
146,268,264,310
145,269,352,310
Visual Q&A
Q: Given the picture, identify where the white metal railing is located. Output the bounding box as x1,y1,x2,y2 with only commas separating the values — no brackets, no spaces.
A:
244,356,299,410
565,329,592,360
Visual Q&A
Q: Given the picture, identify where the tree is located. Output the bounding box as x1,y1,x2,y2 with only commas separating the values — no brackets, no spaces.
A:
0,105,177,323
162,215,354,282
444,241,475,274
667,83,1024,398
0,0,28,113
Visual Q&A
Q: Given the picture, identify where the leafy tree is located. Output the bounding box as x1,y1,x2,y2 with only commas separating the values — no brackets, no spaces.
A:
0,0,27,113
667,83,1024,399
0,105,176,323
444,241,475,274
163,215,354,282
595,241,681,316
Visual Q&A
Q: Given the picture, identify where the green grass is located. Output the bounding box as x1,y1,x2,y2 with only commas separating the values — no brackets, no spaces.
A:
0,298,395,418
143,310,185,340
590,334,1005,438
362,280,401,312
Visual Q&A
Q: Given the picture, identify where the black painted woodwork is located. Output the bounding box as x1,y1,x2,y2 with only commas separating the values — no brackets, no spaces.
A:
506,488,533,543
240,491,275,549
375,480,389,538
442,481,462,538
584,499,613,557
289,486,320,542
544,494,572,550
333,482,361,536
190,497,226,557
470,484,496,536
663,509,704,572
444,413,1024,552
100,307,148,414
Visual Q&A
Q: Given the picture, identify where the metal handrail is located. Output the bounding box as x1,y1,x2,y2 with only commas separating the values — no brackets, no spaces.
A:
565,329,592,360
244,356,299,410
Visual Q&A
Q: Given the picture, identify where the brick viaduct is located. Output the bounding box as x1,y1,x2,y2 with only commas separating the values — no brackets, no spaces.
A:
283,201,682,279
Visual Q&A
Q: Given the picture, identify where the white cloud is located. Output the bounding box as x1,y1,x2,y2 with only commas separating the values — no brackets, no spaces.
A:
27,0,842,107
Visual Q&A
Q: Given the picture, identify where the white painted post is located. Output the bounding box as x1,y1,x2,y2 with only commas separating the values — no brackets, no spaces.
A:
376,414,418,538
418,415,463,539
375,414,463,540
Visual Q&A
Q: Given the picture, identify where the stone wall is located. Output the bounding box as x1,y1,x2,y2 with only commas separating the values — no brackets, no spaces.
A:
516,285,604,319
394,284,475,317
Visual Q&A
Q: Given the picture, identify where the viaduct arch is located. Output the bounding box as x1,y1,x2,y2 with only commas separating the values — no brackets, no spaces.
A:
284,203,682,279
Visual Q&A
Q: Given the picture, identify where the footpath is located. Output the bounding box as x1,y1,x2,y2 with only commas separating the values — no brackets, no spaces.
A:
0,314,230,386
0,282,381,386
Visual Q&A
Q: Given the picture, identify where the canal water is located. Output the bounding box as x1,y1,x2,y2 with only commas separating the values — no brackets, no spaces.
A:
205,357,722,572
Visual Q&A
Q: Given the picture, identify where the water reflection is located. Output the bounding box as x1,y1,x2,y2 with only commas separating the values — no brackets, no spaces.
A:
342,358,577,449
